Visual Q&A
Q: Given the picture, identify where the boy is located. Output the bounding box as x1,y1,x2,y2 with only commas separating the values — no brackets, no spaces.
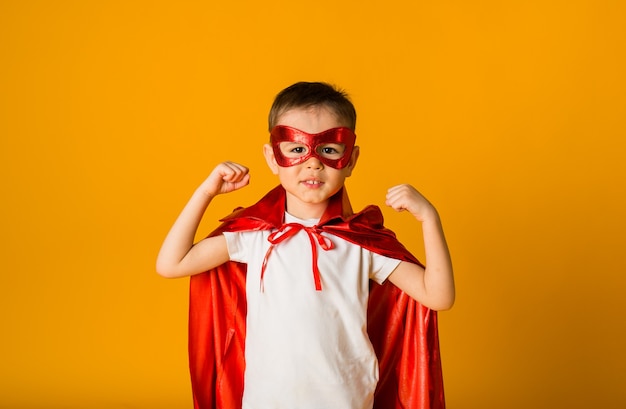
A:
157,82,455,409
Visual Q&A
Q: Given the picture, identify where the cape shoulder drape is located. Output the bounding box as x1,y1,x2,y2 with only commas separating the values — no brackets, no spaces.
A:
188,185,445,409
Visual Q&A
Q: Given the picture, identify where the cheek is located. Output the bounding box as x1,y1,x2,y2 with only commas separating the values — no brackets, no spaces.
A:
336,166,354,178
276,167,297,182
325,169,351,184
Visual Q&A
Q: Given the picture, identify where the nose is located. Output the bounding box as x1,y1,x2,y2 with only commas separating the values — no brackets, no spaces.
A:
305,156,324,170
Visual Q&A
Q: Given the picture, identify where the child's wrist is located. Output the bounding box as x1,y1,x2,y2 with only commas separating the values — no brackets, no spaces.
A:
416,206,440,224
194,187,217,201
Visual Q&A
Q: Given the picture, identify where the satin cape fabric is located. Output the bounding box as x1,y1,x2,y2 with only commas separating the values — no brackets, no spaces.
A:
188,186,445,409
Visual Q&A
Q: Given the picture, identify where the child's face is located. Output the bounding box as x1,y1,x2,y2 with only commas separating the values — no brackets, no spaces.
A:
263,106,359,218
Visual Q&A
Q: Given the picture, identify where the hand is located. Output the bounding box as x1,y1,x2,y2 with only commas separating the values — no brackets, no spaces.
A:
385,184,437,222
199,161,250,197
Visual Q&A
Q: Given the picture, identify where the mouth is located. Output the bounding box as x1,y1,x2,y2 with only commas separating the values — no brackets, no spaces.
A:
302,179,324,187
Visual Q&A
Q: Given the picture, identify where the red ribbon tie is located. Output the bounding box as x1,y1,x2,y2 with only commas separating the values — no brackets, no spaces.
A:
260,223,334,291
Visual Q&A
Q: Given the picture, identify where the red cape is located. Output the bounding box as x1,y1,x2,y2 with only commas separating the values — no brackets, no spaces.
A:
188,186,445,409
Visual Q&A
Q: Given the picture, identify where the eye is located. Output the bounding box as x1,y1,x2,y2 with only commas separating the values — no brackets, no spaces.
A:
279,142,309,158
318,143,345,158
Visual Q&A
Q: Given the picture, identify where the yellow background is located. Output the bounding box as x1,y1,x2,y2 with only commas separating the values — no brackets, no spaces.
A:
1,1,625,408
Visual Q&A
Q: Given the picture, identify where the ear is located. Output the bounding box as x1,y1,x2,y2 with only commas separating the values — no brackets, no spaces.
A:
344,145,360,177
263,144,280,175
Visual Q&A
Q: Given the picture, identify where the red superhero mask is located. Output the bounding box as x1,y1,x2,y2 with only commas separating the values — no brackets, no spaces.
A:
270,125,356,169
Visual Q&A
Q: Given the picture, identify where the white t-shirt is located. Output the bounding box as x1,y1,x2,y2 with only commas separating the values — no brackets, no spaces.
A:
224,212,401,409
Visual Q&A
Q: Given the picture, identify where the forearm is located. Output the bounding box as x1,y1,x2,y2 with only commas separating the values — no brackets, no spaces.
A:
421,211,455,310
156,189,214,277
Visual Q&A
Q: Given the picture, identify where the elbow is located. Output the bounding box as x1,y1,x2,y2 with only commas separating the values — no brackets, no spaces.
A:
428,281,456,311
156,270,174,279
425,292,456,311
156,268,173,279
155,262,181,279
430,298,455,311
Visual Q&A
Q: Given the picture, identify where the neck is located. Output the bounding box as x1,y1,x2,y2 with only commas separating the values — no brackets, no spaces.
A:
284,194,329,220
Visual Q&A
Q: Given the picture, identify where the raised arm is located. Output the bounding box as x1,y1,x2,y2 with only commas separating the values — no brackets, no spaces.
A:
156,162,250,279
384,184,455,311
